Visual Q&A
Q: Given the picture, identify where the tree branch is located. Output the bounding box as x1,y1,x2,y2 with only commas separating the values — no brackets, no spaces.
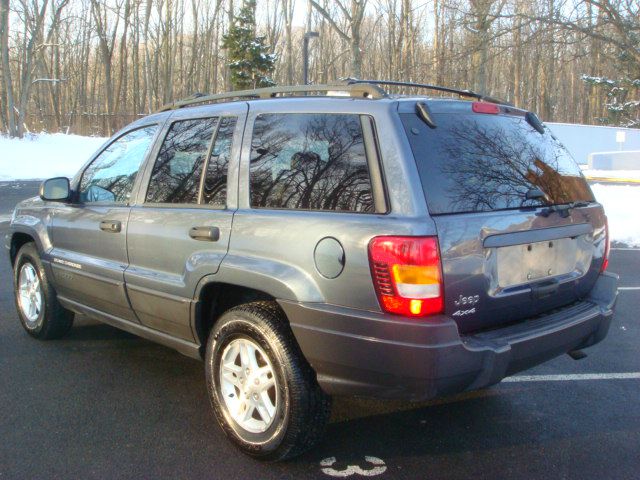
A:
309,0,351,42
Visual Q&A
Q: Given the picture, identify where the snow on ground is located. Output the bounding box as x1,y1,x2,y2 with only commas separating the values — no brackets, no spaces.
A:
0,133,106,181
591,183,640,247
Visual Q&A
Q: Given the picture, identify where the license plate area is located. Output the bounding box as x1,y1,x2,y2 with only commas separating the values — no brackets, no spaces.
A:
496,237,579,289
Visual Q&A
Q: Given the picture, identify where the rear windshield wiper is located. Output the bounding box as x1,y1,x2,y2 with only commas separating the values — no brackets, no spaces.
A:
525,112,545,134
540,201,591,218
416,101,437,128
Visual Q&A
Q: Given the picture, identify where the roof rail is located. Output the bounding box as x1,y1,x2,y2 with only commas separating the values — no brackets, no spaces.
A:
157,82,388,112
157,79,511,113
346,79,510,105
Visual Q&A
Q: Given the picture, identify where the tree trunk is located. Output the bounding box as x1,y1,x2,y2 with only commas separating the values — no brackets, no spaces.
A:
513,8,522,107
225,0,234,91
284,0,294,84
350,0,365,78
17,0,51,137
143,0,153,112
0,0,17,136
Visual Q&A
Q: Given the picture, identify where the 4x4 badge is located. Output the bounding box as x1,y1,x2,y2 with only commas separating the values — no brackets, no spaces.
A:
453,308,476,317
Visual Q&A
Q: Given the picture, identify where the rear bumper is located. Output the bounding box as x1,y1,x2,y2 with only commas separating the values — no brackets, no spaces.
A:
280,272,618,400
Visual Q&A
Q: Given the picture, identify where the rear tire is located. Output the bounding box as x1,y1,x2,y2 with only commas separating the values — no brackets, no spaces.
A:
205,301,331,461
13,242,74,339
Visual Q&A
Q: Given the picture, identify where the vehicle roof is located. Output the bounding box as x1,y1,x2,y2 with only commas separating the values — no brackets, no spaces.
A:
125,94,528,132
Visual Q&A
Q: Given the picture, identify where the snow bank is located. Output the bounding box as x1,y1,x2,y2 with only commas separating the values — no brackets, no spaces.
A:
591,183,640,247
0,133,106,181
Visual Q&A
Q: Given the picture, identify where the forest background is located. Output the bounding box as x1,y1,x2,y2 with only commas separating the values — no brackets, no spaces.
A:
1,0,638,137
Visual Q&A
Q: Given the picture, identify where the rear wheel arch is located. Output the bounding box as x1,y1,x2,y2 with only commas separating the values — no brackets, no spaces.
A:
194,282,280,355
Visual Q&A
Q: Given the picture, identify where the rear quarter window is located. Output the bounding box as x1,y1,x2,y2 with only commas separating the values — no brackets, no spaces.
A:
249,113,374,213
401,111,594,214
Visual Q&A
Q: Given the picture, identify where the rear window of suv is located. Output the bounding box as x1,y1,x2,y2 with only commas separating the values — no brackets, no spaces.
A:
401,110,594,215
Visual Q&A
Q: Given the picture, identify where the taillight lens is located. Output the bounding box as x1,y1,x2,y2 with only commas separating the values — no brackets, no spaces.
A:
368,236,444,317
601,216,610,272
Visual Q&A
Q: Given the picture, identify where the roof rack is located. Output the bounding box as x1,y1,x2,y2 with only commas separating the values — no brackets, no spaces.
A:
157,83,388,111
157,79,511,113
345,79,510,105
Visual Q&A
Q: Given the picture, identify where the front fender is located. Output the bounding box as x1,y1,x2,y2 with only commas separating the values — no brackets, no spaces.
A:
9,208,53,261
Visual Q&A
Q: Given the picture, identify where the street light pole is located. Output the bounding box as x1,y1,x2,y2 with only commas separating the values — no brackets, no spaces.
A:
303,31,319,85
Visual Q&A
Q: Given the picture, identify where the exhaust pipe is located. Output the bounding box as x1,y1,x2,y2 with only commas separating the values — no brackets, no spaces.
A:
568,350,587,360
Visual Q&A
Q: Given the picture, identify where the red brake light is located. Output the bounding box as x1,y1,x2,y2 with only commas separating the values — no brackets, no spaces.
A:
472,102,500,114
601,216,610,272
368,236,444,317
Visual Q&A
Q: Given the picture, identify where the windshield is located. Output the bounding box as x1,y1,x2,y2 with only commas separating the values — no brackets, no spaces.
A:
401,111,594,215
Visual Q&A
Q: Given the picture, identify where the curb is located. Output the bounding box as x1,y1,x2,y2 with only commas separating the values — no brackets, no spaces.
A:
586,176,640,185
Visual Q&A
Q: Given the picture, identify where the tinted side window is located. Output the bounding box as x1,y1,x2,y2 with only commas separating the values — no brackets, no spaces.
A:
80,126,157,204
202,117,237,206
249,114,374,212
145,118,218,204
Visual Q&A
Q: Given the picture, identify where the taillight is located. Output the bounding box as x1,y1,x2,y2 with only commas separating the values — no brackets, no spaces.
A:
472,102,500,114
368,236,444,317
601,216,610,272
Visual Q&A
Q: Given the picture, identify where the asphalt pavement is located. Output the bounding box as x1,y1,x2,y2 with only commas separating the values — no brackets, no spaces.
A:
0,181,40,218
1,185,639,479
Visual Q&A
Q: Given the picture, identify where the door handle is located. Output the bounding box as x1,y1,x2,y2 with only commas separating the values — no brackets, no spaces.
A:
99,220,122,233
189,226,220,242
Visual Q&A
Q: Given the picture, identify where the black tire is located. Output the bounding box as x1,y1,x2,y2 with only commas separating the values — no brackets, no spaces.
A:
13,242,74,339
205,301,331,461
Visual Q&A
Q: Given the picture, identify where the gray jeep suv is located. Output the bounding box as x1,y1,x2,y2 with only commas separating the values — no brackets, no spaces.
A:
7,81,618,461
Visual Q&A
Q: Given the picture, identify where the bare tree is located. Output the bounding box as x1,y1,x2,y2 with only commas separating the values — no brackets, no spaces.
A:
11,0,70,137
91,0,121,134
463,0,506,94
0,0,17,136
282,0,294,83
2,0,638,136
310,0,367,78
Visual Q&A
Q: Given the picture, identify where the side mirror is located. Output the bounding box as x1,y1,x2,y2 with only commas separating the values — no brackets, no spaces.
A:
40,177,70,202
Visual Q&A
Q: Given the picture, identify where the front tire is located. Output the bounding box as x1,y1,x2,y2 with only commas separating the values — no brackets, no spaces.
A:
13,242,74,339
205,301,331,461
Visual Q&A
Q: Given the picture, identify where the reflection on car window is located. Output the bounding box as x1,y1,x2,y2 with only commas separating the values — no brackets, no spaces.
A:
401,113,594,214
80,126,157,204
249,113,374,212
203,117,237,207
146,118,218,204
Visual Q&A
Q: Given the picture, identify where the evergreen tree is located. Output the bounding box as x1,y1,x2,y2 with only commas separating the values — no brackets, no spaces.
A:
581,75,639,128
222,0,276,90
